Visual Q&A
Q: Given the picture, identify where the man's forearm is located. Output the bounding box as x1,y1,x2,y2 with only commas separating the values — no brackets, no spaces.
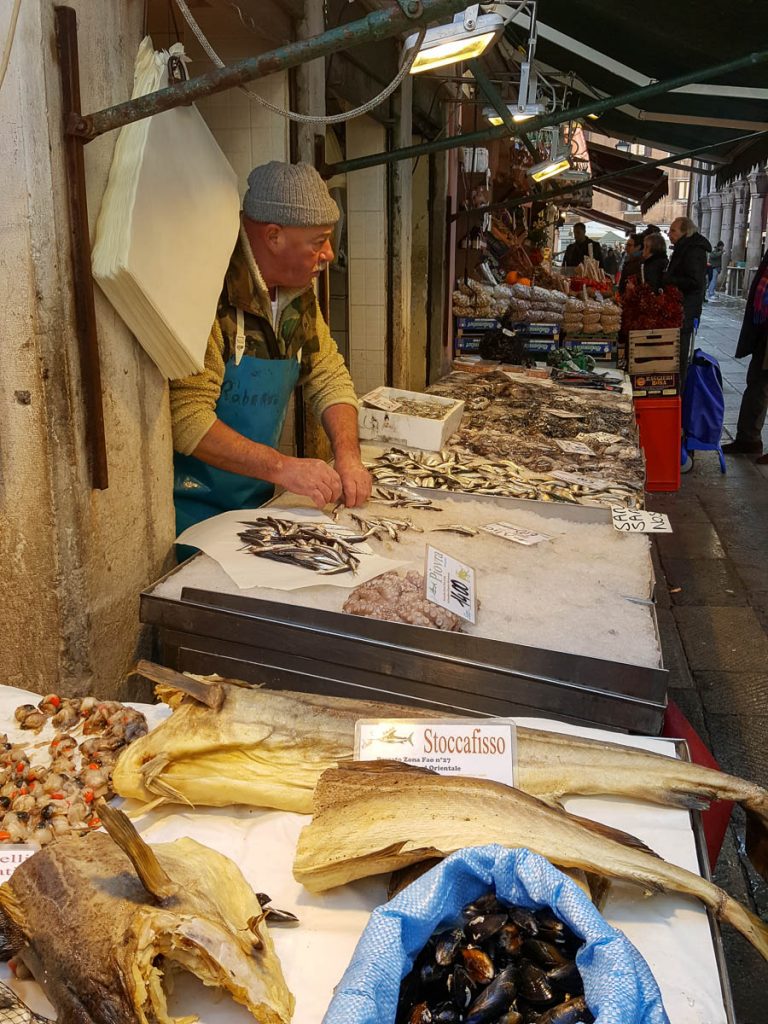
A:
190,418,284,482
322,403,362,463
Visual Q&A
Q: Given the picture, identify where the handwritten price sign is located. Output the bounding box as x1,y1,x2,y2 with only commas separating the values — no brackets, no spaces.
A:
611,507,672,533
425,546,477,624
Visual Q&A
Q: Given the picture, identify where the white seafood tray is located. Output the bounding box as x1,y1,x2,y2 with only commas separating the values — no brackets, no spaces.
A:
0,687,733,1024
358,386,465,451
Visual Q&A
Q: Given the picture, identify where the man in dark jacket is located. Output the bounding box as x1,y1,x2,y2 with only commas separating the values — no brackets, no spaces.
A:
722,248,768,461
664,217,711,388
564,223,604,268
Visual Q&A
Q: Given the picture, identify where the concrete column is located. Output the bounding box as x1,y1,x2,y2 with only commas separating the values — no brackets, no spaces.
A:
699,194,712,239
731,179,750,263
718,187,737,290
746,170,768,293
708,191,724,250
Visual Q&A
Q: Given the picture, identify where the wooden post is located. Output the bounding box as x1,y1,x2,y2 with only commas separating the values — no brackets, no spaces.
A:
55,6,108,489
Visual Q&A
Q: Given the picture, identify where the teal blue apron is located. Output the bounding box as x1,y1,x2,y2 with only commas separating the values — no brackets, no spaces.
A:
173,307,301,543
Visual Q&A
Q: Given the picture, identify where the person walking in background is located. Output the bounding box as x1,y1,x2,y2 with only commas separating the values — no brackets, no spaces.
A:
641,231,668,292
602,245,619,279
664,217,711,389
564,223,604,268
618,234,642,295
707,241,725,301
722,248,768,461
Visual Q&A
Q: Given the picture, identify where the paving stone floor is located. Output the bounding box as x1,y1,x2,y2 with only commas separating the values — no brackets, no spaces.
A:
645,298,768,1024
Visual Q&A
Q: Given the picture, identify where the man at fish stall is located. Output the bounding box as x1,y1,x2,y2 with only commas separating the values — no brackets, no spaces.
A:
170,162,371,536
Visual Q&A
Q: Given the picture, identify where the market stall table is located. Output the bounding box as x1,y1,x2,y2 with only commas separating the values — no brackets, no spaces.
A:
143,488,667,732
0,685,733,1024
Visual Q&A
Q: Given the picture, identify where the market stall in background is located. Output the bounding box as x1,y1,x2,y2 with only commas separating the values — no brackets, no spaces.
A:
2,2,768,1024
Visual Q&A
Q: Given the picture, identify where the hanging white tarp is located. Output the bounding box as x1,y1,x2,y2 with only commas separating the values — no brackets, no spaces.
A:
92,38,240,379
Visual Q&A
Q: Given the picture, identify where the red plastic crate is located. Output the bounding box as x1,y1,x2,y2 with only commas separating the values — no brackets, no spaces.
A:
635,396,682,492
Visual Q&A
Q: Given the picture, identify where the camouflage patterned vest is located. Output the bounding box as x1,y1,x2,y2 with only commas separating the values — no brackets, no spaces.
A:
218,237,321,377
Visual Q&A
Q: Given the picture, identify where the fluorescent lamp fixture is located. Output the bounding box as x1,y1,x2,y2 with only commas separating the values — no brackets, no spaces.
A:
529,155,572,182
482,103,546,125
405,11,505,74
587,113,600,121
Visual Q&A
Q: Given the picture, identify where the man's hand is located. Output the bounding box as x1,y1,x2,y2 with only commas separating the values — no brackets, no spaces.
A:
335,455,372,508
273,456,342,509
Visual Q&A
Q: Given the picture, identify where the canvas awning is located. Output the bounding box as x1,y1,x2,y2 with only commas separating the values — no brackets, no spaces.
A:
568,207,634,233
585,141,668,213
499,2,768,173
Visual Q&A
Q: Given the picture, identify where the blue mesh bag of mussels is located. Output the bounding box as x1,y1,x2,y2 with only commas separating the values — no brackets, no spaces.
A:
323,845,669,1024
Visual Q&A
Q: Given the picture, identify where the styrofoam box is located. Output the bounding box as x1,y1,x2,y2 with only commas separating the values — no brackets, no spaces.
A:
358,387,465,451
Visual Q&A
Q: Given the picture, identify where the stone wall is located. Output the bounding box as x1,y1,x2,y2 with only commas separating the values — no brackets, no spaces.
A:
0,1,175,698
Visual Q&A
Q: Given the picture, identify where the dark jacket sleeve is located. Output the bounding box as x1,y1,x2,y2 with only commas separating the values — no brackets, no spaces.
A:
736,249,768,358
665,245,707,296
643,256,668,292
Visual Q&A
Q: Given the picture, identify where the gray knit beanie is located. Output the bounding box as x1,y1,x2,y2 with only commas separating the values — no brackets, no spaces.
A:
243,161,340,227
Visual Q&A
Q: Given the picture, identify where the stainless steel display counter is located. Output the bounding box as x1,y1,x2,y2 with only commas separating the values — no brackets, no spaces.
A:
142,492,668,733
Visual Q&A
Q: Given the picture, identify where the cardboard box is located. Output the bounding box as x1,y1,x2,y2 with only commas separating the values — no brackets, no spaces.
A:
564,339,615,360
358,387,465,451
512,321,561,339
455,317,500,332
455,335,482,355
630,371,680,398
628,328,680,375
524,339,559,355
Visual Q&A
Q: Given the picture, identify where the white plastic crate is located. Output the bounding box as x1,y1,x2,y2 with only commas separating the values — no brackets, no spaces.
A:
358,387,465,451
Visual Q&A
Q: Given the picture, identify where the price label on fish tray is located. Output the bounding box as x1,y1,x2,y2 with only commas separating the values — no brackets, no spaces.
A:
355,719,517,786
0,846,36,880
554,439,596,456
611,507,673,533
363,387,401,413
424,546,477,624
482,522,551,546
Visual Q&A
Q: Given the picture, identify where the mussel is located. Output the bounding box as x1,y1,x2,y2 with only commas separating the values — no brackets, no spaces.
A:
436,929,465,966
536,995,593,1024
460,946,495,985
518,961,555,1005
395,895,588,1024
523,939,569,969
464,965,517,1024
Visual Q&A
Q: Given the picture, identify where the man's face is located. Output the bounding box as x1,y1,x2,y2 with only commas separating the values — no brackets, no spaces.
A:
573,225,586,242
668,220,683,244
270,224,335,288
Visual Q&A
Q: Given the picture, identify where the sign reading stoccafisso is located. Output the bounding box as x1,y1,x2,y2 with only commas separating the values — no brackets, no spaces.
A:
354,719,518,786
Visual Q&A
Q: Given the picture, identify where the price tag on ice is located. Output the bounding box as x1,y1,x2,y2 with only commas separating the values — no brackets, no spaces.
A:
611,507,672,533
554,439,596,456
425,546,477,624
551,470,613,490
483,521,551,546
355,718,517,786
0,846,35,880
363,387,401,413
543,407,586,419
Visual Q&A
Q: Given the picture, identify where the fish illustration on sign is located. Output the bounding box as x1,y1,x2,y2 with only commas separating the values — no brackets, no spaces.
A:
363,726,415,749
